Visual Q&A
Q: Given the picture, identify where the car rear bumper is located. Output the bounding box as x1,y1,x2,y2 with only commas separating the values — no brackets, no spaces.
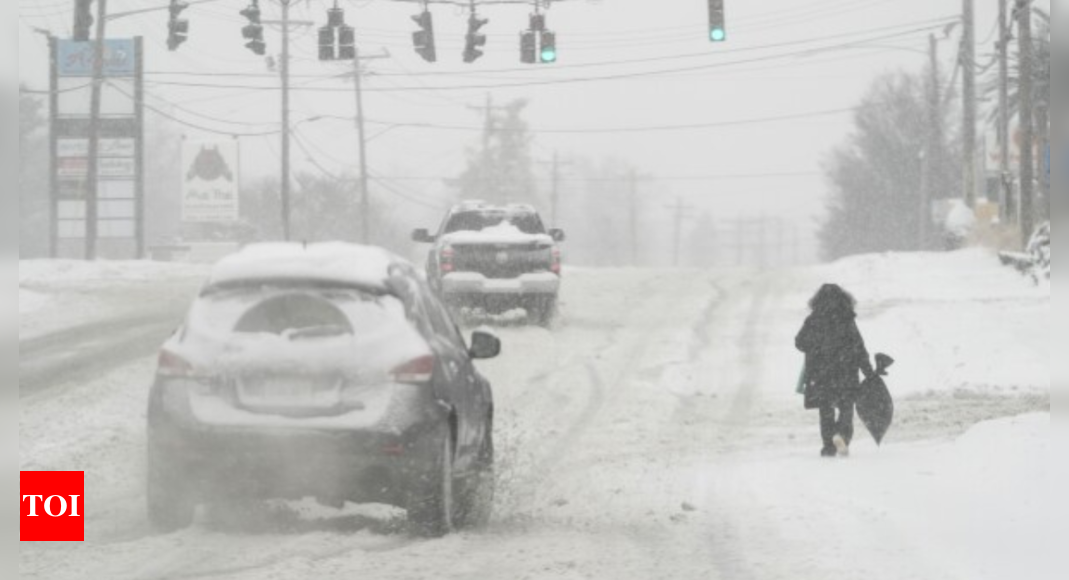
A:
148,388,448,507
441,271,560,296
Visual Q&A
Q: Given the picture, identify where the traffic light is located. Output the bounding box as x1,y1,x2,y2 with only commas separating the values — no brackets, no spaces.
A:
319,4,355,61
520,31,537,64
167,1,190,51
73,0,94,42
241,1,266,56
319,26,336,61
338,25,355,60
521,13,556,65
540,31,557,63
411,10,436,63
464,14,489,64
708,0,727,42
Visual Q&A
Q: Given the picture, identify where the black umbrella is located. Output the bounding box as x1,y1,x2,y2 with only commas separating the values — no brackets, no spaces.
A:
856,353,895,445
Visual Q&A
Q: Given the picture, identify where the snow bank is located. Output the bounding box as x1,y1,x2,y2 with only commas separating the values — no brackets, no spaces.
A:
786,250,1050,397
19,260,210,340
19,289,47,316
441,222,553,246
19,259,208,289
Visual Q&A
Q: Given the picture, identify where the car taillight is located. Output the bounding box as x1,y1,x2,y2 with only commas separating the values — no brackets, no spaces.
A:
391,355,435,384
440,247,455,273
157,349,194,377
550,248,562,274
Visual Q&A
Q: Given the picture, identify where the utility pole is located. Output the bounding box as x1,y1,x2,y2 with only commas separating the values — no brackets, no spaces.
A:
353,51,369,245
264,0,313,242
539,151,573,226
998,0,1015,224
351,48,388,245
962,0,978,208
921,33,941,250
628,170,639,267
1017,0,1035,246
84,0,109,260
280,0,293,241
665,197,695,268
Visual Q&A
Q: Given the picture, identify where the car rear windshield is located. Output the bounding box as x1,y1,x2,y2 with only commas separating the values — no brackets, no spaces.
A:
444,211,546,235
189,284,409,340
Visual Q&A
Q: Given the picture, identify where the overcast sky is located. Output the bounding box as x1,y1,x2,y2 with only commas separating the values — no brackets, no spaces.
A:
16,0,1052,260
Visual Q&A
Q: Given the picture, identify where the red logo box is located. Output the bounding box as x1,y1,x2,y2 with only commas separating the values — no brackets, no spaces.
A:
20,471,85,542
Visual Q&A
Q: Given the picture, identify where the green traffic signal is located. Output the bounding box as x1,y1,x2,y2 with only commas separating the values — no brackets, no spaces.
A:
540,47,557,63
710,27,726,42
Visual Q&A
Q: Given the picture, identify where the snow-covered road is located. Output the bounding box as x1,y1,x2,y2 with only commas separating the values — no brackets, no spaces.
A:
19,253,1051,580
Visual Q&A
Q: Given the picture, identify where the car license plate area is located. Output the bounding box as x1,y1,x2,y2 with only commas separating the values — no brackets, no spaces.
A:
237,376,342,412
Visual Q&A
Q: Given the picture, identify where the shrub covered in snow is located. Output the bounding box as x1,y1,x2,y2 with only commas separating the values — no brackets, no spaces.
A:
1027,222,1050,281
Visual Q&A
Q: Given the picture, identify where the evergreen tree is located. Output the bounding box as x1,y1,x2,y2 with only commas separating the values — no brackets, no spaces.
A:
820,71,962,260
454,99,538,206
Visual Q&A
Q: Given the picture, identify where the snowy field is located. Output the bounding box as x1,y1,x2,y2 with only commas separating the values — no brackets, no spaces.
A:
19,251,1050,580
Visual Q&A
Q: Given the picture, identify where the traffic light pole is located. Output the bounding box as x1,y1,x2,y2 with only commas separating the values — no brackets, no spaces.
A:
84,0,109,260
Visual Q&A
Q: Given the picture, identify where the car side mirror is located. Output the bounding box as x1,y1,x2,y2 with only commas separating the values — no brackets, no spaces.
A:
412,229,436,244
548,228,566,243
469,330,501,360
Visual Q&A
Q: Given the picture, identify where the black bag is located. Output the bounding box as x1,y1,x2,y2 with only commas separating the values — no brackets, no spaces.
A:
856,354,895,445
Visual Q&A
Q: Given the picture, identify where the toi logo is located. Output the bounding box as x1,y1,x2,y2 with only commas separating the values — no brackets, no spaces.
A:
20,471,85,542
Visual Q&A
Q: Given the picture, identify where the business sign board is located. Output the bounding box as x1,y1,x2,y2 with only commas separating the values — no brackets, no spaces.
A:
57,40,136,77
182,141,241,223
58,138,136,158
50,37,143,259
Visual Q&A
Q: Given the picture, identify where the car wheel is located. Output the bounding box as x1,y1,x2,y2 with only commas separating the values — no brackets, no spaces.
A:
455,428,495,530
530,297,558,327
147,443,196,533
407,432,458,538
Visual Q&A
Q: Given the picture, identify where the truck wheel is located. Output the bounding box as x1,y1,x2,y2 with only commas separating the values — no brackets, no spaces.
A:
147,445,196,533
455,430,495,530
530,297,558,327
407,433,458,538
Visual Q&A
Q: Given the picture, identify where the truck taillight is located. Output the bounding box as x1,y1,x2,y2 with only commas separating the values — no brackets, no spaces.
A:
550,248,562,274
391,355,435,385
440,247,455,273
157,349,194,377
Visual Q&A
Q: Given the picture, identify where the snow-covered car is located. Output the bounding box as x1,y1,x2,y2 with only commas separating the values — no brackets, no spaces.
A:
413,202,566,325
146,243,500,537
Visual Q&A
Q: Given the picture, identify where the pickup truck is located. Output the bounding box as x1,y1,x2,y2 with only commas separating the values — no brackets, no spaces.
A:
413,202,565,325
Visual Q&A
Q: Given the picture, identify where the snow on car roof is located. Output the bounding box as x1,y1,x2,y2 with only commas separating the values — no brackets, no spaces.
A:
205,243,408,291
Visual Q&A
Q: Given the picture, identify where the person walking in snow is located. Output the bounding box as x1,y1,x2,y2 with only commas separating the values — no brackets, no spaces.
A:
795,284,876,458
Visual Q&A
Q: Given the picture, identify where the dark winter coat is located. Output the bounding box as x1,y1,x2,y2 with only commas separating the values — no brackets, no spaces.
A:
796,310,874,410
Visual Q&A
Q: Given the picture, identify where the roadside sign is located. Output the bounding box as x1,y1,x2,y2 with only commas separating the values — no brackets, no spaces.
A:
57,40,137,77
182,140,241,223
58,138,136,158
